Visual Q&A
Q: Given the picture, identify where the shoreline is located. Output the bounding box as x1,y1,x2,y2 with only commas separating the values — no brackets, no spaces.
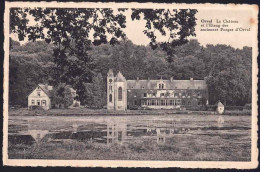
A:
8,108,251,116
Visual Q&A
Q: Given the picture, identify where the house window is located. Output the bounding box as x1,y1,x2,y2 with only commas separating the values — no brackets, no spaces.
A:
160,93,165,97
182,93,186,97
42,100,46,106
134,100,137,105
151,100,155,105
37,100,40,106
174,93,178,98
162,84,164,89
153,93,156,97
144,93,147,97
109,94,112,102
118,87,122,101
187,93,191,97
159,84,161,89
176,99,181,105
182,100,186,105
188,101,191,106
37,92,40,96
31,100,35,105
161,100,165,105
169,100,173,105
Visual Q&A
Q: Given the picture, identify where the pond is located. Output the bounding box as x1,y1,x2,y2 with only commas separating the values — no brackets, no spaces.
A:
8,114,251,161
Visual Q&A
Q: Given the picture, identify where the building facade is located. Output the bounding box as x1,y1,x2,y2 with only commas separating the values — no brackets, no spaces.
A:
107,69,208,111
28,84,80,110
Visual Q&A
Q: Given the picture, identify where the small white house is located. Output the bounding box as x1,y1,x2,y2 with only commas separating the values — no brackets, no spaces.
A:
28,84,80,110
217,101,225,114
28,84,53,110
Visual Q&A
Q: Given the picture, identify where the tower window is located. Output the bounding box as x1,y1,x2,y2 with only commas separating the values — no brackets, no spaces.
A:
109,94,112,102
109,85,112,91
118,87,122,101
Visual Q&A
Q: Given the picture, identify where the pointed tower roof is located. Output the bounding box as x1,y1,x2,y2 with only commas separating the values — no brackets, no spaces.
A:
115,71,126,82
107,69,114,77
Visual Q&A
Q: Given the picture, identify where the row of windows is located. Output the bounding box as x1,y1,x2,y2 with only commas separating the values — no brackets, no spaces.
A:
31,100,46,106
141,99,192,106
143,92,201,98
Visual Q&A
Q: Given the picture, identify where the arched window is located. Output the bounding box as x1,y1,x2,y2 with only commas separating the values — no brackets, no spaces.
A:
162,84,164,89
109,94,112,102
118,87,122,101
159,84,161,89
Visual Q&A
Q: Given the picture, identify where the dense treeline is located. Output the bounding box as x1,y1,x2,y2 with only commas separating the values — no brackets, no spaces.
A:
9,39,252,107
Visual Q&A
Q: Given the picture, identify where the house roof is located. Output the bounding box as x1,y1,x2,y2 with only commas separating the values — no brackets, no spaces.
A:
217,101,224,107
126,79,207,90
115,72,126,82
38,84,53,97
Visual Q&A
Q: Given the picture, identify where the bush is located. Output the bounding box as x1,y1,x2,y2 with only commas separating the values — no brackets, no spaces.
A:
28,105,44,110
73,102,80,107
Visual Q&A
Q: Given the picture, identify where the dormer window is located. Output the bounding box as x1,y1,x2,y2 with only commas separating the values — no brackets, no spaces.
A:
158,83,164,89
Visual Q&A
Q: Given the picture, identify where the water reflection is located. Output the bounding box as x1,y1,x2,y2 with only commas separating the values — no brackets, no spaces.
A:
8,116,249,147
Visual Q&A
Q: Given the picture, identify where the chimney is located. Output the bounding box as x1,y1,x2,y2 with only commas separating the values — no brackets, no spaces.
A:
170,77,173,82
45,83,48,90
137,77,139,81
190,78,193,81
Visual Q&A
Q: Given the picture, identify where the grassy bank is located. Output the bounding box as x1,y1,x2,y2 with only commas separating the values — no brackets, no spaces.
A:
8,108,251,116
8,133,250,161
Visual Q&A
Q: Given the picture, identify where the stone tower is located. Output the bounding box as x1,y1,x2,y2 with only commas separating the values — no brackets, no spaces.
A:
114,71,127,111
107,69,115,110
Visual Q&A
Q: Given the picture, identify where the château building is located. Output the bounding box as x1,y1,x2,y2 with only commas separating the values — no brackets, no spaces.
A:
107,69,208,111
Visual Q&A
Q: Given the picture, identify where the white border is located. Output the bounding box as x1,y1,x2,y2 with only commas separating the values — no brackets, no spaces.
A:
3,2,259,168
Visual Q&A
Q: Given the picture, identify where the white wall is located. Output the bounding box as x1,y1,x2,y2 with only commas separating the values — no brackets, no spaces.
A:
28,87,51,110
115,81,127,111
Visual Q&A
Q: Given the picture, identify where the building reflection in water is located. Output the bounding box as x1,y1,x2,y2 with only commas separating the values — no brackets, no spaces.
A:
106,120,127,144
12,118,191,146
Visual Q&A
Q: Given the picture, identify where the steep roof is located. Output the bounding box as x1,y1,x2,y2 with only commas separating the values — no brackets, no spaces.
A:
107,69,114,77
115,71,126,82
126,79,207,90
38,84,53,97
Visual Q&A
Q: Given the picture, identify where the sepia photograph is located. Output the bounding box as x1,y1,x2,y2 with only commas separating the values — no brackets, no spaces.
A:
3,2,258,168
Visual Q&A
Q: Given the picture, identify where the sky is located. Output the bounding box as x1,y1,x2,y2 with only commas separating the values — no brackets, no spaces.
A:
11,8,254,49
124,9,253,49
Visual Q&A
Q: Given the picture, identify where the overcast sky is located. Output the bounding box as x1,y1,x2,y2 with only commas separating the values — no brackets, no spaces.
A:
124,9,253,49
11,8,253,49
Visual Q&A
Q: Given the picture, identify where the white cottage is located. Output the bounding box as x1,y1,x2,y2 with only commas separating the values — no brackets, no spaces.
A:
28,84,80,110
28,84,53,110
217,101,225,114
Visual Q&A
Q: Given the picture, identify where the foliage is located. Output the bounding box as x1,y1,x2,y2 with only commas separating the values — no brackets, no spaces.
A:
52,83,74,108
10,8,198,103
83,73,105,108
9,7,251,107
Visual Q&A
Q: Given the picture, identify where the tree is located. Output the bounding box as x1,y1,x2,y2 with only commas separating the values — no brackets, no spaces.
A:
10,8,198,103
52,83,74,108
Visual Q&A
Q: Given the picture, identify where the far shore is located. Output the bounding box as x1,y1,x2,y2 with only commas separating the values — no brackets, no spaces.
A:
8,107,251,116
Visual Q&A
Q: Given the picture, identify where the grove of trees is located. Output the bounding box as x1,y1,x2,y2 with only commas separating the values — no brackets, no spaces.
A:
9,8,252,108
9,39,252,107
